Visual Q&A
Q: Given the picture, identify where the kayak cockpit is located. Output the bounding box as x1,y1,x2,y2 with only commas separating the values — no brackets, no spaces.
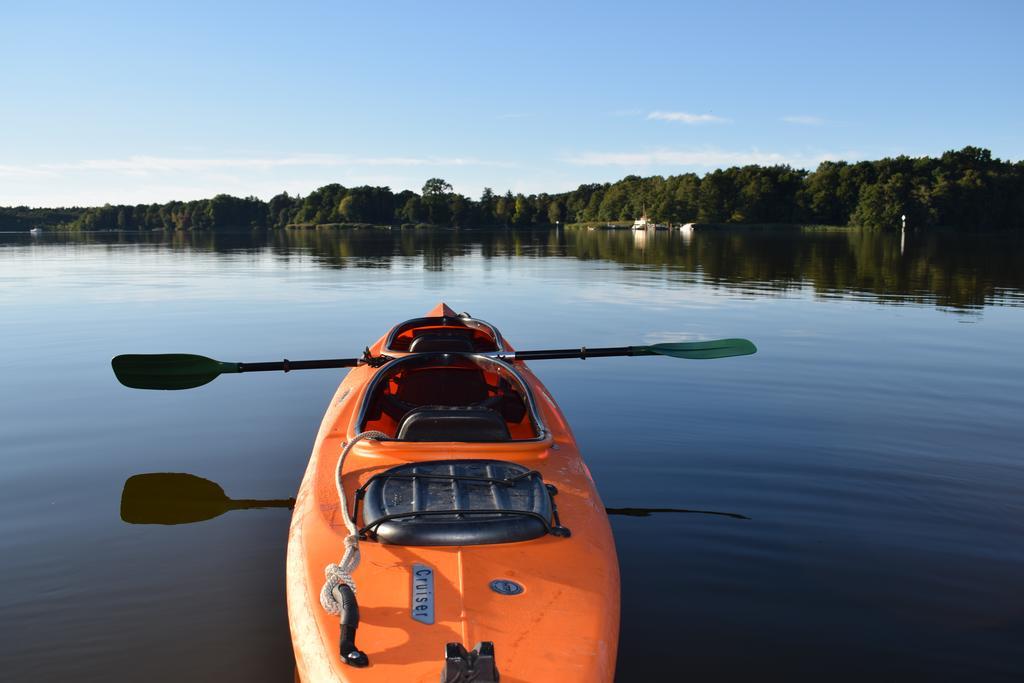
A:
384,314,506,353
358,353,544,441
351,354,567,547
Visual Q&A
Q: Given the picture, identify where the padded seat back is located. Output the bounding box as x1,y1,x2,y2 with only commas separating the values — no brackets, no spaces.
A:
397,406,511,442
408,333,475,352
361,459,552,546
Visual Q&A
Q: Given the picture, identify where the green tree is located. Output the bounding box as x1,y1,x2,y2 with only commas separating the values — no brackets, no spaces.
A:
450,195,469,226
420,178,453,225
547,199,565,224
698,170,733,222
422,178,453,197
401,196,425,223
494,191,513,225
512,194,534,226
850,174,917,229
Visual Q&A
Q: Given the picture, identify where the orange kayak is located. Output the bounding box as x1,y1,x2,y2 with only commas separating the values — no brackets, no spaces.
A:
287,303,620,682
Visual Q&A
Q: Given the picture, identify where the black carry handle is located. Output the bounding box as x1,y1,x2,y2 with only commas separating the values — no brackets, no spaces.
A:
333,584,368,668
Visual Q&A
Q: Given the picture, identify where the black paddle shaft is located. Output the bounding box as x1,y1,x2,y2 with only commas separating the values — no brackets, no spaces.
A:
509,346,639,361
238,358,361,373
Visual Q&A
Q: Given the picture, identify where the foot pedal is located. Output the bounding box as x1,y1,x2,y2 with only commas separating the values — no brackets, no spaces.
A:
440,641,499,682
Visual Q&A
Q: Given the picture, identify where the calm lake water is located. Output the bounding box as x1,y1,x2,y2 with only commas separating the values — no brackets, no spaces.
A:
2,226,1023,681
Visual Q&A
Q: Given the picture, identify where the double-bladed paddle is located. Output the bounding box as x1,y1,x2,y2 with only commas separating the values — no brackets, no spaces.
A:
111,339,757,391
120,473,748,525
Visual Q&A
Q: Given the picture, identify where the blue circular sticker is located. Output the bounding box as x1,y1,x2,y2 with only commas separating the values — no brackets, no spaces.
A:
489,579,524,596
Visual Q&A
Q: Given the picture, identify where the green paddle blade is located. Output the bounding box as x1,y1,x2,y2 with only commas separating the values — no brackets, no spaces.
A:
111,353,240,390
638,338,757,360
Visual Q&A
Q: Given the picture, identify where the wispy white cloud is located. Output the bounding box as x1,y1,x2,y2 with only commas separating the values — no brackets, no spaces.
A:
562,148,857,169
782,115,825,126
31,154,513,174
0,154,518,206
648,110,728,124
0,164,55,178
0,154,516,182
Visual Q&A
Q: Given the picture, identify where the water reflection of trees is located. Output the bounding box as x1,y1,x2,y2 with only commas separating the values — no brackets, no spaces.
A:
12,227,1022,310
563,227,1024,310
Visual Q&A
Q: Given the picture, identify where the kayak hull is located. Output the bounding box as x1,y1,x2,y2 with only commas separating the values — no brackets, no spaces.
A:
287,306,620,682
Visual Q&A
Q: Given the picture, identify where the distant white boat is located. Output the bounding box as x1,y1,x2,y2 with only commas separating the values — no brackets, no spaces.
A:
631,203,654,231
29,228,43,235
630,200,647,231
632,203,670,230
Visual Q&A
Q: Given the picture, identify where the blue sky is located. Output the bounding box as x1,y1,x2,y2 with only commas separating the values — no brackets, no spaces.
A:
1,0,1021,207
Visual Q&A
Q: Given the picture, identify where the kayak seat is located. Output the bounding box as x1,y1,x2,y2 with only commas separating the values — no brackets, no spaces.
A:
397,406,511,442
359,460,565,546
408,333,475,353
359,353,540,440
385,316,501,353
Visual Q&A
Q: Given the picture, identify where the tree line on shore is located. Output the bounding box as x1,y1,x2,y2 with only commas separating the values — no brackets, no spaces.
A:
3,147,1021,232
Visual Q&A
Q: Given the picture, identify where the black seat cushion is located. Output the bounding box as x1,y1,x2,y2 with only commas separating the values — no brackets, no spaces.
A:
361,460,551,546
408,333,475,352
397,406,511,442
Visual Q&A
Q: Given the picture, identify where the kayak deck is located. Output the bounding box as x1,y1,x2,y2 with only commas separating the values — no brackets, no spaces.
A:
287,307,619,682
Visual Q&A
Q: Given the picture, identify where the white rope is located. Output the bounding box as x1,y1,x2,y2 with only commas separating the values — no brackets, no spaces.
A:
320,430,389,615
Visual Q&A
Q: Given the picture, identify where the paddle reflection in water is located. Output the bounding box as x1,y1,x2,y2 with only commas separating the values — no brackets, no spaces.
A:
120,473,748,525
120,473,294,525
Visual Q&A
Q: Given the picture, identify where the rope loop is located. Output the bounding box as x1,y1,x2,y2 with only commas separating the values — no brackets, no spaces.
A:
319,430,390,615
